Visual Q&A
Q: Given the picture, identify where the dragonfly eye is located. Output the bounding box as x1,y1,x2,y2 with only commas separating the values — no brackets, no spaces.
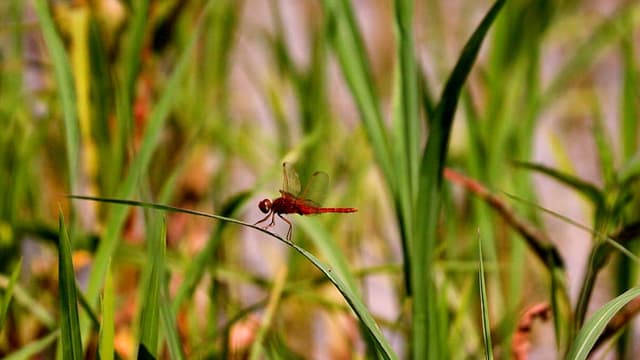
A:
258,199,272,213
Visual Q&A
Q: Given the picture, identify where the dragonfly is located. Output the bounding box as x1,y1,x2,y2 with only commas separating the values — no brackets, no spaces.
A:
254,163,358,241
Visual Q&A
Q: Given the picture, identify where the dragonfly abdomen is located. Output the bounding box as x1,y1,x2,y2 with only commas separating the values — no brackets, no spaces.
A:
314,207,358,214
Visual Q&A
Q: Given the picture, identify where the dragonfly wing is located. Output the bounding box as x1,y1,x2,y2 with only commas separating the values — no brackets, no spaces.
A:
282,162,301,195
300,170,329,206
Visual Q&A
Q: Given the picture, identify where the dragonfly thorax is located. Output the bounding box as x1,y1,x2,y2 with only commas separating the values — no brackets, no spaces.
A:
258,199,272,214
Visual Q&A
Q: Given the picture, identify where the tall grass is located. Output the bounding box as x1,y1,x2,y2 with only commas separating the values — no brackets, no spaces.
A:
1,0,639,358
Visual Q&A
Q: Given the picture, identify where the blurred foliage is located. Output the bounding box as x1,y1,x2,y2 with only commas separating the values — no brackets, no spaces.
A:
0,0,639,358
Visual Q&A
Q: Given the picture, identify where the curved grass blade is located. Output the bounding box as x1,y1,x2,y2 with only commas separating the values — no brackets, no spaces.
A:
0,276,55,329
288,240,396,360
0,258,21,330
297,218,357,292
513,161,603,206
58,211,83,359
67,195,397,360
172,192,250,312
296,217,380,355
3,330,59,360
414,1,505,357
566,287,640,360
478,234,493,360
503,192,640,264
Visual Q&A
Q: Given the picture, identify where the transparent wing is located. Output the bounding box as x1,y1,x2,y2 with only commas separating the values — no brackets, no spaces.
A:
299,171,329,206
282,162,301,195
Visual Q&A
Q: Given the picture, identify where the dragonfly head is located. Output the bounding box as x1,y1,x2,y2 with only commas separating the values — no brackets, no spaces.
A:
258,199,272,214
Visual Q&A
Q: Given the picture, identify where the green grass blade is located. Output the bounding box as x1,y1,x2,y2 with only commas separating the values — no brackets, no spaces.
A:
414,1,505,357
0,277,56,329
289,242,396,360
67,195,397,360
478,234,493,360
503,192,640,264
418,67,436,123
76,283,100,330
513,161,604,206
3,330,59,360
392,0,420,199
109,0,150,189
297,218,385,357
566,287,640,360
137,217,166,358
99,261,115,360
543,3,640,109
249,266,287,360
0,258,21,330
614,222,640,243
390,0,420,297
590,100,616,187
84,0,215,312
32,0,80,193
297,218,358,292
160,286,185,360
321,0,394,187
58,211,83,359
171,191,250,312
619,152,640,184
87,16,112,149
122,0,149,102
621,27,639,162
68,195,254,228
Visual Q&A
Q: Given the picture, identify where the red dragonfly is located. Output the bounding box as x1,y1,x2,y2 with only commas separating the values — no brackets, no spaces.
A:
255,163,357,241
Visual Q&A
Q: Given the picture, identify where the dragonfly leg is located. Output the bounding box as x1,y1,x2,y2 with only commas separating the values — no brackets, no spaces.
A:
253,211,273,227
277,214,293,241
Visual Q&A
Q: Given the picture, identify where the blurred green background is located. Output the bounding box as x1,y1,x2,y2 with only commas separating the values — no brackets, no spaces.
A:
0,0,639,359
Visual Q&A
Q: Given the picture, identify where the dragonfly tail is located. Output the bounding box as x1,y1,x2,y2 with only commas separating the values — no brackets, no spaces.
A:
316,207,358,213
